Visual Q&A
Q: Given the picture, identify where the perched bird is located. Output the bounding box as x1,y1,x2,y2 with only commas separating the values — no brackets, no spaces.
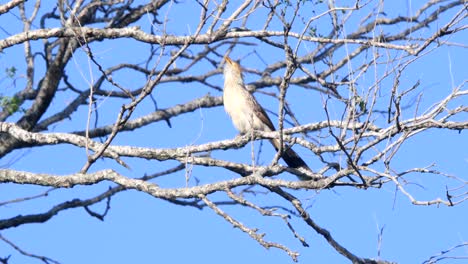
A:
222,56,312,180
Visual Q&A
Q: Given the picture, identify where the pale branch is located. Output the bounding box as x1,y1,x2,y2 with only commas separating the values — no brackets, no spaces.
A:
0,120,379,160
199,194,300,262
267,186,395,264
0,122,365,182
0,0,24,15
78,0,214,172
225,189,310,248
73,94,222,138
0,168,363,200
362,166,467,207
1,107,466,177
0,27,423,53
259,0,466,81
78,29,199,172
0,0,150,157
0,0,466,262
0,164,186,230
36,70,222,132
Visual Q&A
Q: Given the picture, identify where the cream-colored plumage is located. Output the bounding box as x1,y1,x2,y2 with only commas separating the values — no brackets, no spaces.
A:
223,58,271,133
223,56,312,180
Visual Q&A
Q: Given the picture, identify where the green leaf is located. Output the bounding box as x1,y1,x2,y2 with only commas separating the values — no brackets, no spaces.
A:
0,95,21,114
5,67,17,78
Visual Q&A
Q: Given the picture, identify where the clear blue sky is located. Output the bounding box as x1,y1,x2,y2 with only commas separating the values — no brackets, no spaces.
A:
0,1,467,263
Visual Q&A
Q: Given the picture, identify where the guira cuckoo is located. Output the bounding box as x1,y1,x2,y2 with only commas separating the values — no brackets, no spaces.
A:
223,56,312,180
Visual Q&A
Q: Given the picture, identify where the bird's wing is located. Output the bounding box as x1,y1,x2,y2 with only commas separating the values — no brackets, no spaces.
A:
245,88,276,131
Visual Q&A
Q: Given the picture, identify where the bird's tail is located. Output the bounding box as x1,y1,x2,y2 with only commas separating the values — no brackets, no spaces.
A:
270,138,312,180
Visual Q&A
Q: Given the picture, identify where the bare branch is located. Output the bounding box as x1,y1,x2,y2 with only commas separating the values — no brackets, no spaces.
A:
200,194,300,262
0,233,60,264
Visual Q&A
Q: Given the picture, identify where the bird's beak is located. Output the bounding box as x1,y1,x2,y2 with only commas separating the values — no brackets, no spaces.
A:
224,56,233,65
